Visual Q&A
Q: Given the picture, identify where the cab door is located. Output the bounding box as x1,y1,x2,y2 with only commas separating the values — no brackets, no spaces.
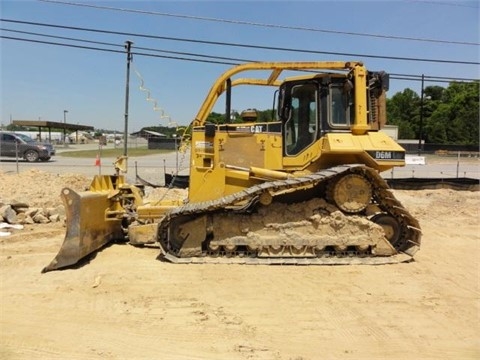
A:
283,82,319,157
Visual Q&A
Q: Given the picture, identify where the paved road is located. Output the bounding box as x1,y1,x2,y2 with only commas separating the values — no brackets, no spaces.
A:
1,143,479,183
0,143,188,185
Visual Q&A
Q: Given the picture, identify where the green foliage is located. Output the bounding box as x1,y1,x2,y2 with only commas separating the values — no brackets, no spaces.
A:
5,123,22,131
425,104,449,143
387,88,420,124
387,81,479,145
206,112,227,124
205,109,275,124
257,109,276,122
386,88,420,139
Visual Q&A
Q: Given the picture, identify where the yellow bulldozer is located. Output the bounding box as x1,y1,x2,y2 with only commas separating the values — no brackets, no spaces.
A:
43,61,421,272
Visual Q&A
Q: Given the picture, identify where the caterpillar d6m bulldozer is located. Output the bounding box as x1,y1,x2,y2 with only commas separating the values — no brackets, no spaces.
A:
43,61,421,272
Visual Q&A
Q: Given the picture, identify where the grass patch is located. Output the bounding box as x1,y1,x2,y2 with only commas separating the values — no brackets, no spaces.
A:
58,147,172,158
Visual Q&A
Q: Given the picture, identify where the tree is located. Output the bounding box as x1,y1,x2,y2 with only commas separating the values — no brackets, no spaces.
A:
206,112,226,124
426,81,479,145
257,109,275,122
205,109,276,124
386,88,419,139
424,85,444,101
387,81,479,145
6,123,22,131
425,103,449,143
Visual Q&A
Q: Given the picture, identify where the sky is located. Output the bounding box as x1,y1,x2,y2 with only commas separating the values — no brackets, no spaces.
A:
1,0,479,132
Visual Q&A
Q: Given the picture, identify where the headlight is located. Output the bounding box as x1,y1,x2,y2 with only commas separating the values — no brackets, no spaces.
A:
37,145,47,150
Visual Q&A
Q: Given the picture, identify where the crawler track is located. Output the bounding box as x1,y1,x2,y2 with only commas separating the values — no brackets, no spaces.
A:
158,165,421,265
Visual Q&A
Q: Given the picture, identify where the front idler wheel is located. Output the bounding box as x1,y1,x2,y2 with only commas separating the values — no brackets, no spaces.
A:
371,213,401,248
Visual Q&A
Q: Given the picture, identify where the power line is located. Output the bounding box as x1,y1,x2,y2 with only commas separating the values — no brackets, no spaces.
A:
0,35,124,55
5,27,480,73
0,35,239,65
37,0,479,46
408,0,479,8
391,72,479,82
1,33,478,85
391,76,478,84
0,28,251,63
0,28,123,49
1,19,478,66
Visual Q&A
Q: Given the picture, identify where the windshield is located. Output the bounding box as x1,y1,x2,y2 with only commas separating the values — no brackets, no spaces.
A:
15,133,35,143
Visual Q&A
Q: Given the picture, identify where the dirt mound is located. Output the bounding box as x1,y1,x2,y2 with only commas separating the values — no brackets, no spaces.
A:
0,169,91,207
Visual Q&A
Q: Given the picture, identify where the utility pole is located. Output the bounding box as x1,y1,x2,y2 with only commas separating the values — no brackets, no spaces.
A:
123,40,133,157
63,109,68,145
418,74,424,156
173,134,179,173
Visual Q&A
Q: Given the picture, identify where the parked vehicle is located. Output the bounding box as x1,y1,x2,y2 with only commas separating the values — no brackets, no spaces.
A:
0,131,56,162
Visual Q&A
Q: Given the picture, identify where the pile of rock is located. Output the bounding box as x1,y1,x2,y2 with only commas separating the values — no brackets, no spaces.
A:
0,200,66,225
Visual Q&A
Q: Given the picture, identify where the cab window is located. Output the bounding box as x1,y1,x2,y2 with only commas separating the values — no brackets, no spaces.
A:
285,83,317,156
329,83,352,127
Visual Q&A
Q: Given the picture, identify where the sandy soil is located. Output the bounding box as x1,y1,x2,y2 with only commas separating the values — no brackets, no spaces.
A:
0,170,479,360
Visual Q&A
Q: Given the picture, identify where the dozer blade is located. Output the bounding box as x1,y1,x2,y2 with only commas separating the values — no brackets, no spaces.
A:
42,187,124,272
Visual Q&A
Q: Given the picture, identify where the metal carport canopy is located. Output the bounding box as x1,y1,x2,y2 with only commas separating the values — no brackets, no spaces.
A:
12,120,94,142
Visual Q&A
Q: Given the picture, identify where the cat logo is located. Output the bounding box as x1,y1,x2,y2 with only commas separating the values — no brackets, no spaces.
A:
250,125,264,133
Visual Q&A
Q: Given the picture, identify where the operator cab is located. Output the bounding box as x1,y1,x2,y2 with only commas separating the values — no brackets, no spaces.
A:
278,71,388,156
279,74,354,156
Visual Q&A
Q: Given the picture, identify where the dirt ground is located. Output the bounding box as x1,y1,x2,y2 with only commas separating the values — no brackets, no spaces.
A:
0,170,479,360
